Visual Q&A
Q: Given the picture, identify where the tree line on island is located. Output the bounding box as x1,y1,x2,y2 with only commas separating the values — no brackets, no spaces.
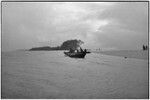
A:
29,39,84,51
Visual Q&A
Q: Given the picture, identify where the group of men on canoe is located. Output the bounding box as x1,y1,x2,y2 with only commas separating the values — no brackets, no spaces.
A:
64,47,90,58
69,47,87,53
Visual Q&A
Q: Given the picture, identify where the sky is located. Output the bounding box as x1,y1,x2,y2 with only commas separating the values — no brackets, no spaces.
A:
2,2,148,51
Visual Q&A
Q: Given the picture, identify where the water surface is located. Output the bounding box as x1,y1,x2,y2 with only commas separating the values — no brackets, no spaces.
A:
2,51,148,99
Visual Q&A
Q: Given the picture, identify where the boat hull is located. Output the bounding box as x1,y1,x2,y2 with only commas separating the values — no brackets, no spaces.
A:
64,52,86,58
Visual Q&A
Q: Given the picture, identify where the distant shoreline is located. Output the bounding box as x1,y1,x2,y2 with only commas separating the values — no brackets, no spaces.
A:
3,49,149,60
93,50,148,60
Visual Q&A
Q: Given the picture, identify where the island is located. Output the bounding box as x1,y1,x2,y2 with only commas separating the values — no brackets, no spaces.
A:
29,39,84,51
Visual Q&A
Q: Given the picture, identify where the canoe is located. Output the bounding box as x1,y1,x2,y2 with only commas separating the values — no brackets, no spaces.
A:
64,52,86,58
86,51,91,53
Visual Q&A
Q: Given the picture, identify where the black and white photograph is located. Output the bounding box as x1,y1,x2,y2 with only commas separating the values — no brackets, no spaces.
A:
1,1,149,99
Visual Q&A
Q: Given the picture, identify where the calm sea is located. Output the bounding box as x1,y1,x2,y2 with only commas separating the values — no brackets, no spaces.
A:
2,51,148,99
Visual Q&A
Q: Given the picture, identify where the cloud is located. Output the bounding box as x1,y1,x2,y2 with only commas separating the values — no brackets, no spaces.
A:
2,2,148,51
93,2,148,50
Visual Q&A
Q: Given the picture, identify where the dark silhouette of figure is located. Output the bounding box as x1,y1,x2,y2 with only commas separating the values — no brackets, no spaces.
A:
143,45,146,50
143,45,148,50
145,45,148,50
80,47,84,53
69,48,74,53
84,49,87,53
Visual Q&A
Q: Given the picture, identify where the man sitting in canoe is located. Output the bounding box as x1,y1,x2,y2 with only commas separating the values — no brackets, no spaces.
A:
69,48,75,53
79,47,87,53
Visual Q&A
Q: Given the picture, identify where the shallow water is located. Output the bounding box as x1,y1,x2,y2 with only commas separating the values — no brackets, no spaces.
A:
2,51,148,99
